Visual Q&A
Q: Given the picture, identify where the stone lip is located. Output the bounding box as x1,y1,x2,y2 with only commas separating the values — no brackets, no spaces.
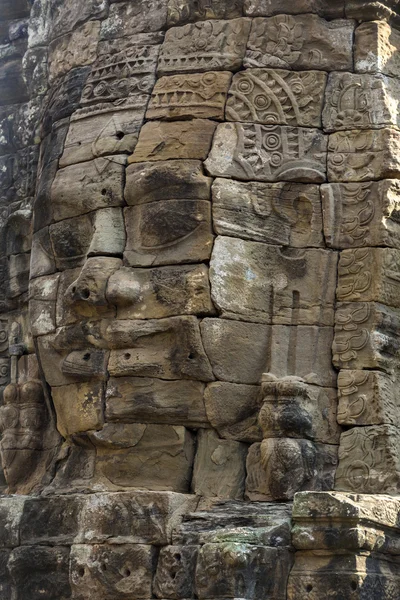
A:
346,1,400,27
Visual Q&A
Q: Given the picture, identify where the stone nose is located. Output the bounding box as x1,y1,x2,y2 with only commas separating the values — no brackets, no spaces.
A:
66,257,122,315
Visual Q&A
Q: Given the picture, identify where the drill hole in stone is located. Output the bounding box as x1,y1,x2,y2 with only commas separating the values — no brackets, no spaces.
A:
101,563,107,572
83,353,91,361
101,188,107,196
306,584,313,593
124,568,131,577
81,288,90,300
187,353,194,360
78,568,85,577
116,131,125,140
351,581,357,591
124,353,131,360
174,553,182,561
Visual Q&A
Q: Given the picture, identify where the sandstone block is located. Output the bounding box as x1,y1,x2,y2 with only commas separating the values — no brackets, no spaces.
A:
268,325,336,387
106,316,214,381
29,273,59,336
91,423,195,492
51,157,125,222
200,318,270,384
128,119,217,162
321,180,400,249
347,0,400,24
30,228,56,279
196,542,293,600
226,69,327,127
48,21,100,83
212,178,323,247
125,160,212,204
49,0,107,39
0,497,26,548
154,544,198,599
355,21,400,78
105,376,207,427
246,439,338,501
7,252,30,299
52,381,105,438
0,550,10,599
337,248,400,307
147,71,231,120
100,0,168,39
328,128,400,182
245,15,353,71
70,544,157,600
158,18,251,74
107,264,214,319
335,424,400,493
124,200,213,267
244,0,345,18
323,72,400,132
204,381,262,442
210,236,337,325
192,429,248,499
167,0,244,26
205,122,327,182
20,495,85,545
333,302,400,372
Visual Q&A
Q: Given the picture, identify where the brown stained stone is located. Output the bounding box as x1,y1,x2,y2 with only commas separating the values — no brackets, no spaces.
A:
157,18,252,75
52,381,105,437
327,128,400,182
321,180,400,249
128,119,217,163
48,21,100,83
30,228,56,279
323,72,400,132
226,69,327,127
335,424,400,494
245,15,353,71
244,0,345,18
100,0,168,40
124,201,214,267
125,160,212,204
200,318,270,384
246,439,338,501
91,423,195,492
147,71,232,120
210,236,337,326
106,264,215,319
204,381,262,443
346,0,400,24
167,0,244,26
106,316,214,381
205,122,327,183
105,376,208,427
29,273,60,337
337,248,400,307
154,544,198,599
70,544,157,600
337,370,399,426
333,302,400,372
355,21,400,78
192,429,248,499
212,178,324,248
51,157,126,222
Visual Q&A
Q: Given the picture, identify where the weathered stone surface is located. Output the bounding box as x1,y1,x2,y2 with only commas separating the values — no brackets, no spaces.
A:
347,0,400,24
147,71,232,120
125,160,212,204
0,58,28,106
51,158,125,221
124,201,213,267
196,542,293,600
167,0,243,26
91,423,195,492
210,236,337,325
154,544,198,599
335,424,400,493
30,228,56,279
323,72,400,132
19,495,84,545
333,302,400,372
328,128,400,182
48,21,100,83
245,15,353,71
192,429,247,499
100,0,168,40
260,377,340,444
246,439,338,501
212,178,323,247
226,69,327,127
321,180,400,249
70,544,157,599
244,0,345,18
7,252,30,299
268,326,336,387
337,248,400,307
158,18,251,75
0,497,26,548
128,119,217,163
105,376,208,426
204,381,262,442
52,381,104,437
205,122,327,182
200,318,270,384
49,0,107,39
337,370,399,426
29,273,59,336
107,265,214,319
8,546,71,600
107,316,214,381
355,21,400,78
